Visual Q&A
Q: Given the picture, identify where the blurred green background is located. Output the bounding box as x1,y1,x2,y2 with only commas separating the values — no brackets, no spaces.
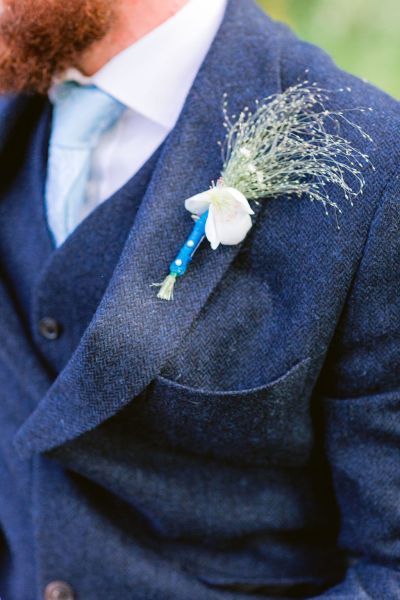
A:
257,0,400,98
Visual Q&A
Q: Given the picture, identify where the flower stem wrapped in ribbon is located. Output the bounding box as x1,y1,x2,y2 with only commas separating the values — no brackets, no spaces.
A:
153,81,373,300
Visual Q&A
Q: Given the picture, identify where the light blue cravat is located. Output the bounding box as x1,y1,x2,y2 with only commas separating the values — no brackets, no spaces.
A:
45,82,125,246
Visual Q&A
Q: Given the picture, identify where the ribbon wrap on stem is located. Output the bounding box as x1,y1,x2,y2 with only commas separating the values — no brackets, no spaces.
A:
154,210,208,300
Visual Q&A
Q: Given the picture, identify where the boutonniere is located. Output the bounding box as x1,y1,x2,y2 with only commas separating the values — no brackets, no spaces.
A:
153,82,372,300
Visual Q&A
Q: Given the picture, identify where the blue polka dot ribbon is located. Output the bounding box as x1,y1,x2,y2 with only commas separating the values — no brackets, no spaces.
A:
153,210,209,300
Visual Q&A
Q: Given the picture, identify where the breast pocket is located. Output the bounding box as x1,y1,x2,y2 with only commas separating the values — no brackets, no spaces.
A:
133,357,313,467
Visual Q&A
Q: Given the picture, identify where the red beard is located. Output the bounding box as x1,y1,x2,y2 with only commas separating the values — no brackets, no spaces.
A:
0,0,115,95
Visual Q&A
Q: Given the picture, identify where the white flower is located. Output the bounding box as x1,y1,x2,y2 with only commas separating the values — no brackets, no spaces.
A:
184,186,254,250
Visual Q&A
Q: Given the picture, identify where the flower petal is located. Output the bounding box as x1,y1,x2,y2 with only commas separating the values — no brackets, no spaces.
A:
205,202,253,249
215,210,253,246
184,190,212,216
205,204,220,250
218,187,255,215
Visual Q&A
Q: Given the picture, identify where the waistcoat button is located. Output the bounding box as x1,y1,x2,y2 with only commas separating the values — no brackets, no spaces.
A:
44,580,75,600
39,317,62,340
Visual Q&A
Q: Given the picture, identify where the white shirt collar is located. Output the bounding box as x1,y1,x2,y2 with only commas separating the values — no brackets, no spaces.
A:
61,0,227,130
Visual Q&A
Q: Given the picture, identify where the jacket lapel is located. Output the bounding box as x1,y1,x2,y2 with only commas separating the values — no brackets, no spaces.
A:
15,0,283,457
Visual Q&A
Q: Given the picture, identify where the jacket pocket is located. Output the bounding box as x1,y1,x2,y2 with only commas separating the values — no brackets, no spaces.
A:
196,572,333,598
198,576,330,600
133,357,313,466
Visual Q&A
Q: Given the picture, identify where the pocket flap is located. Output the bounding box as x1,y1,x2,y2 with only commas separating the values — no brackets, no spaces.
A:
135,357,312,466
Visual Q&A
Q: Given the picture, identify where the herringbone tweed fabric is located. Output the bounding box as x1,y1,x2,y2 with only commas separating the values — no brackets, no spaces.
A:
0,0,399,598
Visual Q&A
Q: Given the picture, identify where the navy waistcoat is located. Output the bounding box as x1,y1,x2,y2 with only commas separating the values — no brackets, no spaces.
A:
1,1,400,599
0,99,162,376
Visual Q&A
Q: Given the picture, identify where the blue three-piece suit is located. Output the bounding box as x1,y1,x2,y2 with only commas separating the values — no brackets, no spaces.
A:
0,0,399,598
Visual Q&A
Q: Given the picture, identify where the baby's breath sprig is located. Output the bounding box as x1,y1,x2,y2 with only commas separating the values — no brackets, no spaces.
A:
220,81,374,219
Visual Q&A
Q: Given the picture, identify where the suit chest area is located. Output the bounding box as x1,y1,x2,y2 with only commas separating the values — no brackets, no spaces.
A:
127,212,351,470
112,270,339,471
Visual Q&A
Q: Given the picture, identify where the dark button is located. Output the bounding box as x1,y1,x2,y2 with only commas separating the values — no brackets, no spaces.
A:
39,317,62,340
44,580,75,600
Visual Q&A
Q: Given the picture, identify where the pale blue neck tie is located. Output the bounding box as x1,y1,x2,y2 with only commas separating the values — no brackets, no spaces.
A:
45,82,125,246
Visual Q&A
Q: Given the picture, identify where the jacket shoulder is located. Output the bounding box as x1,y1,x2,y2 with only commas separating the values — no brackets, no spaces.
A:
275,22,400,159
243,4,400,237
242,2,400,162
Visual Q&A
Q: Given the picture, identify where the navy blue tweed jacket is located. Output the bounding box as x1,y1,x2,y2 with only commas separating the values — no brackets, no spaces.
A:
1,0,400,598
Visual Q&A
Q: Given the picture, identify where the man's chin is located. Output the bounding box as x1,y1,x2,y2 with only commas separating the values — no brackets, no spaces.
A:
0,49,54,95
0,0,114,95
0,48,80,96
